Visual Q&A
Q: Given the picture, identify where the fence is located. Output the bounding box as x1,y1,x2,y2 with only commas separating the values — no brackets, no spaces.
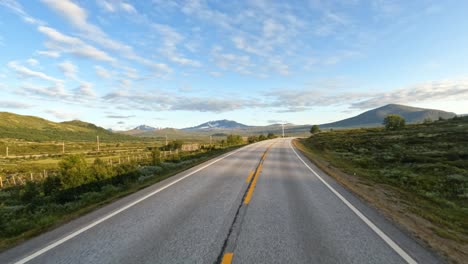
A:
0,148,201,189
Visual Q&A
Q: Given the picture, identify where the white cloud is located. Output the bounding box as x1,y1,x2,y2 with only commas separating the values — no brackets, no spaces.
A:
37,50,61,58
212,46,253,75
58,61,78,79
19,83,69,99
351,78,468,109
97,0,137,13
8,61,62,83
42,0,134,56
27,58,39,66
0,100,32,109
74,82,96,97
118,79,132,89
94,65,112,78
0,0,44,25
265,77,468,112
152,23,201,67
102,90,264,113
38,26,115,62
45,109,80,120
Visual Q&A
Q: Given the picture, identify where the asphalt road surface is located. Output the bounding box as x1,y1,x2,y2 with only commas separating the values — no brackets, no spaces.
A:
0,138,443,264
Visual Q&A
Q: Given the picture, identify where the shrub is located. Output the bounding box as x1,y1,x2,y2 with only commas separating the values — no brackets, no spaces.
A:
58,155,92,189
43,176,62,196
91,158,114,181
383,115,406,130
310,125,320,134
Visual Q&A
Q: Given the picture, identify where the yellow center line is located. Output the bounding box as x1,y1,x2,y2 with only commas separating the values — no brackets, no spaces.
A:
244,142,276,205
245,170,254,183
221,252,234,264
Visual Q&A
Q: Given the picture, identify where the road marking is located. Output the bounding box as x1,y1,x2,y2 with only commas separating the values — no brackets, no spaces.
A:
289,140,417,264
243,163,262,205
221,252,234,264
14,145,251,264
243,142,275,205
245,170,254,183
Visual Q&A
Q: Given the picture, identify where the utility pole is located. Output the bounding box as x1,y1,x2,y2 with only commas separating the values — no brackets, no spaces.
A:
210,135,212,145
282,123,285,138
97,136,100,152
6,146,8,157
62,141,65,154
165,134,168,146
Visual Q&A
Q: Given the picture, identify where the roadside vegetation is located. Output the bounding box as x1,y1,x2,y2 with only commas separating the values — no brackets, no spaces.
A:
296,116,468,263
0,136,247,251
247,133,278,143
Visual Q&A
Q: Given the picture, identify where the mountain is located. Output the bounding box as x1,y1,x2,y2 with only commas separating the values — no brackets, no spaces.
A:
320,104,457,128
183,119,249,131
133,125,157,131
0,112,136,141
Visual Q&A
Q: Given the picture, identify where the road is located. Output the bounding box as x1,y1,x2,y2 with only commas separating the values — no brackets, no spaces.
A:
0,138,442,264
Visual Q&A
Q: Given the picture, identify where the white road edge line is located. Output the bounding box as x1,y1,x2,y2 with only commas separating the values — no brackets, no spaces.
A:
14,145,250,264
289,140,417,264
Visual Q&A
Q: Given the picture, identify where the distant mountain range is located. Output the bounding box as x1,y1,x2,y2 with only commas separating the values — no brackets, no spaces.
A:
0,104,460,141
183,119,249,131
320,104,457,128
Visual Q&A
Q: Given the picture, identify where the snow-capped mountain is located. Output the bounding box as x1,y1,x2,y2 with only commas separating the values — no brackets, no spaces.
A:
133,125,157,131
183,120,249,130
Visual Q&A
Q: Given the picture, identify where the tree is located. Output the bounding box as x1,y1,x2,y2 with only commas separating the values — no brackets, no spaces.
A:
258,134,267,141
383,115,406,130
58,155,92,189
267,133,276,139
91,158,114,181
310,125,320,134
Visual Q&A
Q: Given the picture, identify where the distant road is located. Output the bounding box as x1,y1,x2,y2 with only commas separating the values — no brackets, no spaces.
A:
0,139,442,264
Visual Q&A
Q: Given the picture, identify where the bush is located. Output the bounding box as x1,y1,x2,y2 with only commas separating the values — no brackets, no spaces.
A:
383,115,406,130
42,176,62,196
58,155,92,189
310,125,320,134
91,158,114,181
21,182,41,204
226,134,243,145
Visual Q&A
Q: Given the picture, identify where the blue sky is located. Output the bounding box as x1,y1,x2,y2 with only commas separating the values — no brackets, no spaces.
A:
0,0,467,129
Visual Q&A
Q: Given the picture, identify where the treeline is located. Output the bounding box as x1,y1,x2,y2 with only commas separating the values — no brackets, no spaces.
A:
247,133,277,143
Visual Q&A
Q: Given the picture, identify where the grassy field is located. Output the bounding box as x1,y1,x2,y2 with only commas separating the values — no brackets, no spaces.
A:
295,116,468,263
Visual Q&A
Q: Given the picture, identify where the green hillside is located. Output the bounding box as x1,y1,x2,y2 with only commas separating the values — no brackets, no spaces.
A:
0,112,136,142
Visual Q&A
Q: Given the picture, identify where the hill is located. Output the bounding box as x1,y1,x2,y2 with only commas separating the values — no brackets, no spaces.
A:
320,104,456,128
0,112,136,142
183,119,249,131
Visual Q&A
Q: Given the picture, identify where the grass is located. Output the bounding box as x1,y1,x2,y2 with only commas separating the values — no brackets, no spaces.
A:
295,116,468,263
0,144,244,251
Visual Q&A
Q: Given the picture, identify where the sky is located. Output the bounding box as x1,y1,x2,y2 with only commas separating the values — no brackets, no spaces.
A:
0,0,467,129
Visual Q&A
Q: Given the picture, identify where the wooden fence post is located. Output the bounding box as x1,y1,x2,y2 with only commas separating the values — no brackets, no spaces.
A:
0,177,3,188
30,173,33,181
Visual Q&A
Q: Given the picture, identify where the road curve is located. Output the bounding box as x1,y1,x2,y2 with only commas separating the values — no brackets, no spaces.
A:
0,138,442,264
